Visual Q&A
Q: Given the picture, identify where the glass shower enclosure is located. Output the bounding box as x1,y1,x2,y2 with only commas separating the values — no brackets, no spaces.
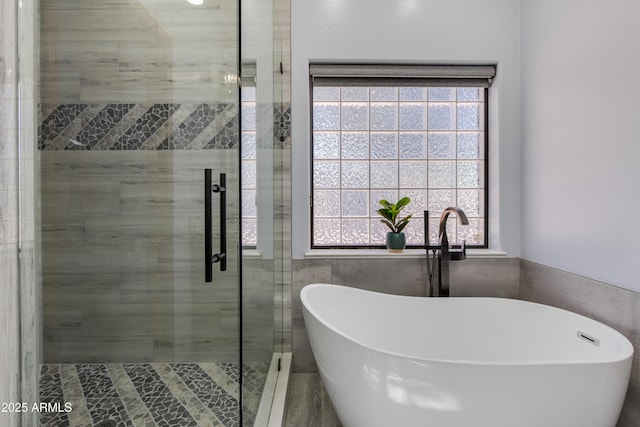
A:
37,0,285,425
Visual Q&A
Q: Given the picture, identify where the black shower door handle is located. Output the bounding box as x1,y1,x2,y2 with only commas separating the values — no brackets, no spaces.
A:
205,169,227,283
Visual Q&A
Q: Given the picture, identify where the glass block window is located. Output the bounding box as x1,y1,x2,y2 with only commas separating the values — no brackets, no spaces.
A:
311,83,488,248
241,86,257,247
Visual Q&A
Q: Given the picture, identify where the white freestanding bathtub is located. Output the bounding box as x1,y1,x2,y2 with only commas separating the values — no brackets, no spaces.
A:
301,284,633,427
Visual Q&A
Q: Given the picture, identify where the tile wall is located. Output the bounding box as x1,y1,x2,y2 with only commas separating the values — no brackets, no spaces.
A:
38,102,239,151
39,0,238,105
0,65,21,424
1,0,39,425
38,0,241,363
273,148,292,354
520,260,640,426
274,0,293,355
41,150,244,363
0,0,291,423
38,0,293,365
38,102,291,365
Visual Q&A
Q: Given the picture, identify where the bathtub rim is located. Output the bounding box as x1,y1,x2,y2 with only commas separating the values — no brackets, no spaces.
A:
300,283,634,367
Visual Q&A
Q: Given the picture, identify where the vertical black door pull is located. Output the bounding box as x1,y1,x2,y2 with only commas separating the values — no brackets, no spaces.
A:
205,169,227,282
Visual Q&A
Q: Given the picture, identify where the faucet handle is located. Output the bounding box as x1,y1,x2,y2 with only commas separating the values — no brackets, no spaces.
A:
450,239,466,261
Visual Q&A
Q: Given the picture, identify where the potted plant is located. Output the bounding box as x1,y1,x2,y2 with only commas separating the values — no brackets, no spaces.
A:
376,197,412,253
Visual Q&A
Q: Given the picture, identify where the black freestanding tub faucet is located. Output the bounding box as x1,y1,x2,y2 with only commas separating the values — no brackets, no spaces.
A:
424,207,469,297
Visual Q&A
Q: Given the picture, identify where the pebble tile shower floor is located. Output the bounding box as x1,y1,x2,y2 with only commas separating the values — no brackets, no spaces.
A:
39,362,269,427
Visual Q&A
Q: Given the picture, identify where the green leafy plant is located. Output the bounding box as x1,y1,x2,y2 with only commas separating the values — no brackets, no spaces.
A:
376,197,412,233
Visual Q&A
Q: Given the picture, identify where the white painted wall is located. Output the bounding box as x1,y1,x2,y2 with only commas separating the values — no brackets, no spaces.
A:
521,0,640,292
291,0,522,258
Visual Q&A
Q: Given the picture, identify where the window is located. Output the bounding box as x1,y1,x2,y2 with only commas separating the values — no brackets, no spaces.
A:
241,76,257,247
310,64,494,249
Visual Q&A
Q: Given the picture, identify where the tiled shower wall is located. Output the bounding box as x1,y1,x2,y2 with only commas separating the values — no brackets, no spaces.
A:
39,104,290,364
39,0,238,105
41,149,245,363
1,0,39,425
39,0,242,364
0,0,22,422
39,0,292,364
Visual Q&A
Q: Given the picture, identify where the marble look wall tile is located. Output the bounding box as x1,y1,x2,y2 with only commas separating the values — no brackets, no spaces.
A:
17,0,36,90
0,244,20,427
292,260,332,320
18,81,36,128
292,259,332,372
0,184,19,245
19,242,39,411
18,188,35,242
2,3,42,425
0,91,17,127
0,83,17,101
0,98,17,159
330,258,429,296
618,381,640,427
450,257,520,298
0,0,17,86
0,113,19,300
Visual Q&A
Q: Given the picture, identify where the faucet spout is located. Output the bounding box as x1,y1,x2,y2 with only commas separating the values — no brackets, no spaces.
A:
438,207,469,248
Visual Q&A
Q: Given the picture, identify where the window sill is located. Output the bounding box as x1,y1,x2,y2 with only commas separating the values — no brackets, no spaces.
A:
304,248,508,260
242,248,262,259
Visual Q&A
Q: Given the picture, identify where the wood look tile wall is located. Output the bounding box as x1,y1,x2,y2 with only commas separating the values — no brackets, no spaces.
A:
40,0,237,104
41,150,247,363
38,0,293,365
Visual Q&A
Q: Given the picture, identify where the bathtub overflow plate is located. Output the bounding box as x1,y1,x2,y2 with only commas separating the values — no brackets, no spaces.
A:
577,331,600,347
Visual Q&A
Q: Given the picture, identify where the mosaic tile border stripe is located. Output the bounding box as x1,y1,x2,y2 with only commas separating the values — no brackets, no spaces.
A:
274,104,292,149
39,362,268,427
38,103,238,151
38,103,291,150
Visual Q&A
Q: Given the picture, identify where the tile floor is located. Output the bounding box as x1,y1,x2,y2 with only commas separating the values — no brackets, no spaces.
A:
39,361,269,427
284,373,341,427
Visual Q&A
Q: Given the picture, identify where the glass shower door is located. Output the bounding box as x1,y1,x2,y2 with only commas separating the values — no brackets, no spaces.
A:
38,1,249,426
239,0,290,423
